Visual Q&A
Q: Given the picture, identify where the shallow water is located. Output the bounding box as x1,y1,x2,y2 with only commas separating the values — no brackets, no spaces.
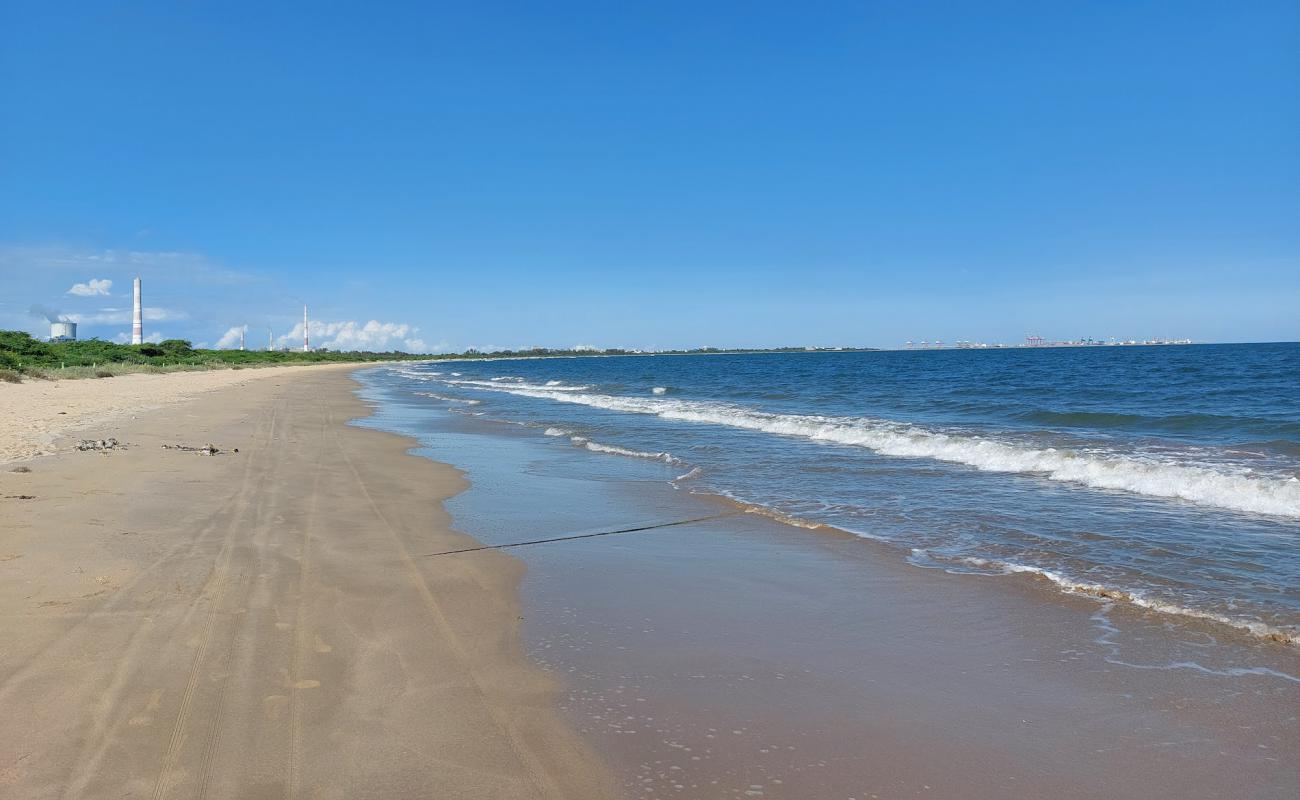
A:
353,363,1299,799
381,344,1300,641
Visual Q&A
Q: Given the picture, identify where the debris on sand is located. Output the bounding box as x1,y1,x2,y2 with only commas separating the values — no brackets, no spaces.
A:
5,495,36,500
76,438,126,452
10,466,31,473
162,443,238,456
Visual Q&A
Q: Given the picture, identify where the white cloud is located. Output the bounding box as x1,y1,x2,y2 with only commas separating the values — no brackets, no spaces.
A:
0,245,258,286
274,319,435,353
215,325,247,349
66,306,187,325
67,278,112,296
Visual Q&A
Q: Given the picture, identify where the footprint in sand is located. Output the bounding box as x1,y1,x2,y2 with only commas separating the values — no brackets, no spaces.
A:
262,694,289,720
129,688,165,727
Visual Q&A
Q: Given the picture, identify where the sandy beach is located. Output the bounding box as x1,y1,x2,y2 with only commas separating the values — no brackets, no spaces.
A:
3,363,1296,800
0,365,360,463
0,367,613,799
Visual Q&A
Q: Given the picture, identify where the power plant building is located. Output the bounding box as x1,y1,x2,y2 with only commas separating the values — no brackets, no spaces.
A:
49,321,77,342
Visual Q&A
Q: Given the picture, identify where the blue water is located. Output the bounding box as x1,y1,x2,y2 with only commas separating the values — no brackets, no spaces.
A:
380,343,1300,641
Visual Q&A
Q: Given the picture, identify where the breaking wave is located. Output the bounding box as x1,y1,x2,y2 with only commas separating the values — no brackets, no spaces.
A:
568,436,680,464
416,392,481,405
674,466,703,482
446,377,592,392
439,384,1300,518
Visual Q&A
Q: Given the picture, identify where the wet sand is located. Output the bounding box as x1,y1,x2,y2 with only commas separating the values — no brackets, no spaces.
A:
0,368,613,799
356,372,1300,800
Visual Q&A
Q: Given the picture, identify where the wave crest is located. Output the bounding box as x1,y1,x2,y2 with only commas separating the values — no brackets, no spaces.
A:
444,384,1300,518
569,436,680,465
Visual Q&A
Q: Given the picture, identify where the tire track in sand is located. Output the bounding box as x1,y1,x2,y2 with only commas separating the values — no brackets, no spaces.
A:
55,402,282,800
325,405,566,800
150,401,286,800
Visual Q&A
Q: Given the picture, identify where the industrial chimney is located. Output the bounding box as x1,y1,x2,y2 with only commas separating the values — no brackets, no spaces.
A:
131,277,143,345
303,305,310,352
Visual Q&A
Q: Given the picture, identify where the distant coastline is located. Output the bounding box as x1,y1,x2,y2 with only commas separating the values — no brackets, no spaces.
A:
899,336,1194,351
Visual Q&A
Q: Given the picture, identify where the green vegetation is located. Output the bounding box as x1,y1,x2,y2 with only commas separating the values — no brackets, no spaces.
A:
0,330,429,380
422,345,876,360
0,330,878,382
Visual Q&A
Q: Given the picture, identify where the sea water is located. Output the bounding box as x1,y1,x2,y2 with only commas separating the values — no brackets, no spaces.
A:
376,343,1300,644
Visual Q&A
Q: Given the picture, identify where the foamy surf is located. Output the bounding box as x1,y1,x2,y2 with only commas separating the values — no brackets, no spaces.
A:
568,436,681,464
434,382,1300,519
416,391,482,405
910,549,1298,646
674,466,704,482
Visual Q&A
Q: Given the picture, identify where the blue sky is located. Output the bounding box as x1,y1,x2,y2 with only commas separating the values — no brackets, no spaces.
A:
2,1,1297,351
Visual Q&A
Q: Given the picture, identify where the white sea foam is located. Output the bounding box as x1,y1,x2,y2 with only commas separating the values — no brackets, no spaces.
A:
938,554,1298,646
570,436,680,464
1089,605,1299,681
737,502,824,530
390,367,434,381
652,386,668,395
415,392,481,405
446,378,592,392
441,383,1300,518
674,466,703,482
543,427,572,437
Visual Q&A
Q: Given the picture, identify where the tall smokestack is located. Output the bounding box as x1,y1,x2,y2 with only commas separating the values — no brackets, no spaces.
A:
239,326,245,351
303,305,310,352
131,277,143,345
268,328,273,352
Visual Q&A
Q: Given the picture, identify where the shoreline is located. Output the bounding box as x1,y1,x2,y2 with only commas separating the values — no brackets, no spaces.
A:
702,494,1300,648
0,367,612,798
357,366,1300,799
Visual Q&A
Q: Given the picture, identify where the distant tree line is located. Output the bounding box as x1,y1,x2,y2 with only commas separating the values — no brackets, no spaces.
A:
435,345,874,360
0,330,428,374
0,330,877,380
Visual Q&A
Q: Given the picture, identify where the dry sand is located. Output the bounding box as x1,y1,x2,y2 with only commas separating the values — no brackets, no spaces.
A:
0,365,362,463
0,367,614,799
